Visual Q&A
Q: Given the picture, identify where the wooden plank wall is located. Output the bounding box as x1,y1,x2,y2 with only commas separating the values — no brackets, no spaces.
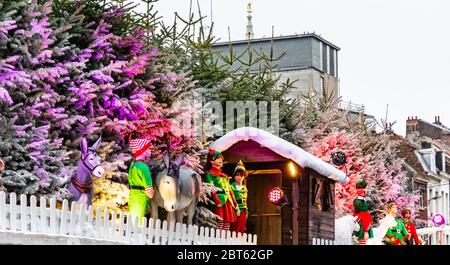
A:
281,167,312,245
308,208,335,243
298,168,310,245
307,172,335,244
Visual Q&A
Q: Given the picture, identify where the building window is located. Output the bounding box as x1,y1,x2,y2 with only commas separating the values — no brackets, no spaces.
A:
322,43,328,73
319,43,323,71
334,50,338,77
329,49,335,76
421,142,432,149
445,157,450,174
436,151,443,171
419,189,424,208
326,46,330,74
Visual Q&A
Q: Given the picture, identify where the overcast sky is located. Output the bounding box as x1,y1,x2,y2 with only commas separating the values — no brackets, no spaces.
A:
148,0,450,136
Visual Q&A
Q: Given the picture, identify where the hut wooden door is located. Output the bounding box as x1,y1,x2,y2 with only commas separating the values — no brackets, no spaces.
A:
246,170,282,245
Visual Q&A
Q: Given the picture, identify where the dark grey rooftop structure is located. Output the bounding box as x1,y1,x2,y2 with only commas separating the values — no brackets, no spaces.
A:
212,33,340,77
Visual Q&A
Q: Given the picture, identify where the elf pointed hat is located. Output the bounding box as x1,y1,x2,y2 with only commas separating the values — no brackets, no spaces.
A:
129,138,152,158
207,149,224,162
355,178,368,189
234,160,246,173
208,149,222,157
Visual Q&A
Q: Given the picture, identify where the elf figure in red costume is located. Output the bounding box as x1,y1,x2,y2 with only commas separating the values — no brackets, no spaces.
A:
401,208,424,245
352,178,374,245
204,149,238,231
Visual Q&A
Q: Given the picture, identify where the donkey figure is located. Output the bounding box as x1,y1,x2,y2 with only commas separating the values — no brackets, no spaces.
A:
151,154,202,225
67,137,105,206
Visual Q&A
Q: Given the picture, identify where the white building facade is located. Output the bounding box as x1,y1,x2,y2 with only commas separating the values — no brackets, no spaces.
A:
406,116,450,245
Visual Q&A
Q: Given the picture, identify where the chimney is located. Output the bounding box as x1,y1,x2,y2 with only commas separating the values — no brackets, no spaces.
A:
434,116,442,125
406,116,420,134
385,122,392,134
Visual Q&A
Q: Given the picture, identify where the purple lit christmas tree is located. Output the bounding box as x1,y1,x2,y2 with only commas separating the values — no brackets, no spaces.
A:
0,0,200,211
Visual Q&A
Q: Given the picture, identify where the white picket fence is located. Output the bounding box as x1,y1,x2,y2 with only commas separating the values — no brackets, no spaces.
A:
312,238,339,245
0,191,257,245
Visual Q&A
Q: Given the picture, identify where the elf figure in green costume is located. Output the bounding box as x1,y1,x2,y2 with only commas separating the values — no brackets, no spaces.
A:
352,178,373,245
204,149,238,231
230,160,248,234
127,138,154,223
383,202,409,245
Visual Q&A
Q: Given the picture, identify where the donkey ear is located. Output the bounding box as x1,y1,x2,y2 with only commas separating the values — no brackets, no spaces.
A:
174,154,184,166
91,136,102,151
163,153,170,168
80,137,88,153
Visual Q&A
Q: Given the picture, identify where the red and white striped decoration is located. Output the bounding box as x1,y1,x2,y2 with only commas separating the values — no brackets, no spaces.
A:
129,138,151,156
218,221,230,231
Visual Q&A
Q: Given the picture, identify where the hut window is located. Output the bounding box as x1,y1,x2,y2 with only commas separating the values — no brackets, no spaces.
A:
311,177,333,212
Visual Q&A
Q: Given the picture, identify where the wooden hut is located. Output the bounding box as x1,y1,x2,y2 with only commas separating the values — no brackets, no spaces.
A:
210,127,349,245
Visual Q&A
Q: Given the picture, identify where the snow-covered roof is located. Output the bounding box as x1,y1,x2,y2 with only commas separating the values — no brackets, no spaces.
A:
210,127,349,184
